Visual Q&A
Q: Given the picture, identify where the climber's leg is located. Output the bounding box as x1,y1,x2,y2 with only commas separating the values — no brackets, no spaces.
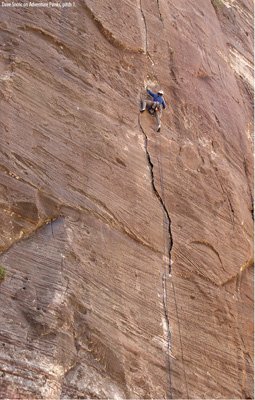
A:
140,100,146,112
140,100,154,112
156,106,162,132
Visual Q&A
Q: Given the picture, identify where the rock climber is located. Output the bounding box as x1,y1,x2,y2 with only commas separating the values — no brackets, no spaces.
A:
140,87,166,132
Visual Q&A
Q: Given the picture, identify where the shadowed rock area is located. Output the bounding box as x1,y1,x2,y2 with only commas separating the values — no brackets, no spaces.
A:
0,0,253,398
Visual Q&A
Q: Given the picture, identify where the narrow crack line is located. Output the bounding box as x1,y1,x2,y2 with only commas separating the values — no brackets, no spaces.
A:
157,136,189,399
156,142,174,275
138,114,172,399
139,0,154,66
139,117,173,274
222,185,235,221
139,0,148,54
162,272,173,399
50,220,55,238
171,280,189,399
243,158,254,220
156,0,164,23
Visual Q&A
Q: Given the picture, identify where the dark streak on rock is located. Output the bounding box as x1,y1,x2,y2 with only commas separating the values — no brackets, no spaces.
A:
243,158,254,220
156,0,163,23
139,0,148,54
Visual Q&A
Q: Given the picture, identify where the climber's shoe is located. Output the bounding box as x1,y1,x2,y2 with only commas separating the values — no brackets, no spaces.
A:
140,100,146,112
157,126,161,132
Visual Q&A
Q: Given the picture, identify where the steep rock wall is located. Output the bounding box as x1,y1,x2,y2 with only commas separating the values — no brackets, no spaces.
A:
0,0,253,398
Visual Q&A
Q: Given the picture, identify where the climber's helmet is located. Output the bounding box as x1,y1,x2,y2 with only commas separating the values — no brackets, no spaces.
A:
158,90,164,95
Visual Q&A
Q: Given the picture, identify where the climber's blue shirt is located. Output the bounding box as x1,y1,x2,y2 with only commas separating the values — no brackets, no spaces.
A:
147,89,166,109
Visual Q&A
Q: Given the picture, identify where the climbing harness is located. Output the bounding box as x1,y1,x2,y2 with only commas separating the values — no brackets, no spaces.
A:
149,103,161,115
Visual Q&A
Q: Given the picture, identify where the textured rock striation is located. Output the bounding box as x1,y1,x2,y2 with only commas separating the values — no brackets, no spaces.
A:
0,0,253,398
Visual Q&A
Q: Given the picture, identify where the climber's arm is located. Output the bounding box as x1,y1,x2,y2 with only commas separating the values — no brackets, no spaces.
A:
147,89,155,98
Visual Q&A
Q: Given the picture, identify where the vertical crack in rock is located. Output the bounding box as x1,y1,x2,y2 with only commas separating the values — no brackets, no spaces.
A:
171,279,189,399
156,0,163,23
243,158,254,220
137,4,174,394
138,117,173,272
139,0,148,54
138,0,154,65
161,272,173,399
50,220,55,238
138,115,173,399
157,140,189,399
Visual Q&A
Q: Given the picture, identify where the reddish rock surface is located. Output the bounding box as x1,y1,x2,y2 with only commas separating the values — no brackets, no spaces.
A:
0,0,253,398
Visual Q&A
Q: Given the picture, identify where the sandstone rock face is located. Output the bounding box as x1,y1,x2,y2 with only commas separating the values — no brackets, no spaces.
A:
0,0,253,398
